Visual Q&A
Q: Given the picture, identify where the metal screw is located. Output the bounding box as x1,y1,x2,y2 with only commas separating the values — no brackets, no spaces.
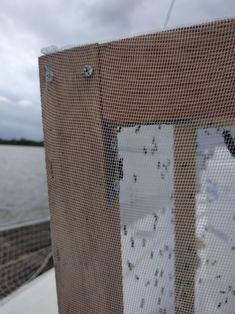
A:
111,137,117,150
82,65,93,77
45,65,53,82
113,180,120,192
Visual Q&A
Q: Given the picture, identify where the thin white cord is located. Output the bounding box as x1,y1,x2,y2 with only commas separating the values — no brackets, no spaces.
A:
163,0,176,29
28,251,53,282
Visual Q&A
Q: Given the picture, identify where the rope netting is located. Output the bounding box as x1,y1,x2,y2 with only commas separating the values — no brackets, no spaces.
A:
0,219,52,299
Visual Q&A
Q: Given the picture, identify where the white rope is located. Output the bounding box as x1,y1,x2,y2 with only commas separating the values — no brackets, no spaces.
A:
28,251,53,282
163,0,176,29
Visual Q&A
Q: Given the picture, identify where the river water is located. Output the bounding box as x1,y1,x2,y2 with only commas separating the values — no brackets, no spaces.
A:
0,145,49,227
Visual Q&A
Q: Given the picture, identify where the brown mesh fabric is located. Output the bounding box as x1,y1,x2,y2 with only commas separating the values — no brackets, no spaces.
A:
39,18,235,314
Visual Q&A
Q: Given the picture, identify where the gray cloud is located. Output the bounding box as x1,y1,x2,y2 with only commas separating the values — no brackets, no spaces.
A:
86,0,143,30
0,0,234,139
0,102,43,140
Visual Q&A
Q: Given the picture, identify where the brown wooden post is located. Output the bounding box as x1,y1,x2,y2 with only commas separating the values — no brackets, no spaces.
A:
174,124,197,313
39,46,123,314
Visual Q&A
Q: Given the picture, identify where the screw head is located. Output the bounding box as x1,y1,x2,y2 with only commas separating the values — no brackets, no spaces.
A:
111,138,118,150
45,65,53,82
113,180,120,192
82,65,93,77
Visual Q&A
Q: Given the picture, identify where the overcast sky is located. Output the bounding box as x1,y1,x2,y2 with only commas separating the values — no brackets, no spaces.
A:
0,0,234,140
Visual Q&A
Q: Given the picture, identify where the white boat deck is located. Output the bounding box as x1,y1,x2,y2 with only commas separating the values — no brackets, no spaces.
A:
0,269,58,314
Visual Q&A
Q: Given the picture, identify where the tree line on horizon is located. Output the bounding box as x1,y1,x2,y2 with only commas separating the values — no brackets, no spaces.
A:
0,138,44,147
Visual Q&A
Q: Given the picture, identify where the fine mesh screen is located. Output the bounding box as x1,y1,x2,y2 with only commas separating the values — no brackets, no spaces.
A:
118,125,175,313
118,125,235,313
0,219,52,299
196,127,235,313
39,18,235,314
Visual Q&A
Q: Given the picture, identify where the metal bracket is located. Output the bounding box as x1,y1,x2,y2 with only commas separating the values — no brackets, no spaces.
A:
103,124,121,202
82,65,93,78
45,65,53,83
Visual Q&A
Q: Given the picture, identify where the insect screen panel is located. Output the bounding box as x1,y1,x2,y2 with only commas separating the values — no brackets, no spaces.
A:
195,127,235,313
118,125,175,314
39,18,235,314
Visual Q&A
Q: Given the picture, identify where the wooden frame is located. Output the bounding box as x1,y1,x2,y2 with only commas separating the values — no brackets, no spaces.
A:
39,18,235,314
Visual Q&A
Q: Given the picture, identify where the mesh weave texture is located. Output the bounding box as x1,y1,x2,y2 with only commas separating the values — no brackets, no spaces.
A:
39,18,235,314
0,219,52,299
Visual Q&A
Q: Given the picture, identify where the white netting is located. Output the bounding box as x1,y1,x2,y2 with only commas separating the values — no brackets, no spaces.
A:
0,219,52,300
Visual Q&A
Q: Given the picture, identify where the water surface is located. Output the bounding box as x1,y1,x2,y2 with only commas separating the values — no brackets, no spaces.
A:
0,145,49,226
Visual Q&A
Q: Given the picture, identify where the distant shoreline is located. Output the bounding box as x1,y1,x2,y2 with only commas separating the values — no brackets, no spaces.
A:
0,139,44,147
